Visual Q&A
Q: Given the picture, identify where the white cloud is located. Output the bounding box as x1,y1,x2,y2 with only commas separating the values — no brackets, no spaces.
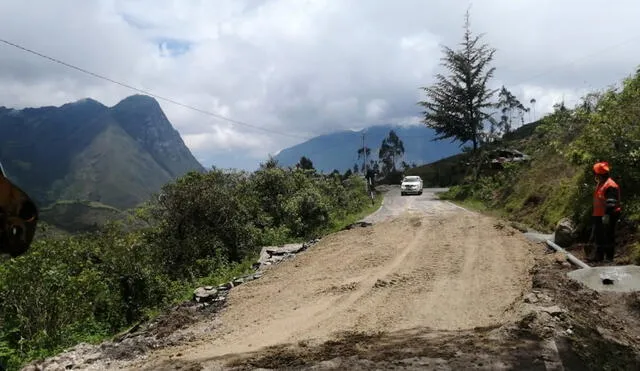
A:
1,0,640,169
365,99,388,120
183,123,270,153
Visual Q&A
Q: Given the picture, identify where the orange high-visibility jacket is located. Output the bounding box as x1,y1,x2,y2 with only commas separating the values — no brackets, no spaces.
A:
593,178,622,217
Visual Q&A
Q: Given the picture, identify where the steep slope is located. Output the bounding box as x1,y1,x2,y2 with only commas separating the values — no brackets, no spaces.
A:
406,122,544,187
433,67,640,263
110,95,205,176
0,95,204,210
0,99,111,203
274,124,462,172
50,121,176,209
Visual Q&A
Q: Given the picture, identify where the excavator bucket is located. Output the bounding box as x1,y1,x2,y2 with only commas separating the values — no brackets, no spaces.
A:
0,162,39,257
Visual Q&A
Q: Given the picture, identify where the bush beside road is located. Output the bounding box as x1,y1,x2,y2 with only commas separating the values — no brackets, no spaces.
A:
0,166,379,370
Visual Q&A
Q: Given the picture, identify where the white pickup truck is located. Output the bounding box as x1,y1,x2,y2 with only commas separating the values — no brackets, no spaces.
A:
400,175,423,196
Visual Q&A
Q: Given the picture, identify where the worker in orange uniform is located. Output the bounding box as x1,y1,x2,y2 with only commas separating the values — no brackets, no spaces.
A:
592,161,622,262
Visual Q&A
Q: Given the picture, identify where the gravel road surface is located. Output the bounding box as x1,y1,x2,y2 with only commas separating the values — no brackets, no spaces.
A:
119,187,537,370
29,187,640,371
361,187,466,224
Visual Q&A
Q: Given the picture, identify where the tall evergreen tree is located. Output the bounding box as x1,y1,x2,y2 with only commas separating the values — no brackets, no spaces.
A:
418,10,498,152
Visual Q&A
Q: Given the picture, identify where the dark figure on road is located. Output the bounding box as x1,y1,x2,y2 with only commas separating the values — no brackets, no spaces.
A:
591,161,622,262
365,168,377,188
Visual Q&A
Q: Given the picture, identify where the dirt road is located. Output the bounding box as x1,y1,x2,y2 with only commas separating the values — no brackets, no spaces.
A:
361,187,464,224
114,187,538,370
28,187,640,370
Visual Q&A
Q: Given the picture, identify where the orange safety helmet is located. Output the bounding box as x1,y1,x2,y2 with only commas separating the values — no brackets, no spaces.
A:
593,161,611,175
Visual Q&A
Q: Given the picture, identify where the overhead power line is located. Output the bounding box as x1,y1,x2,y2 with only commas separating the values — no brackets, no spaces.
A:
0,35,420,163
0,35,440,161
3,35,636,157
0,37,310,140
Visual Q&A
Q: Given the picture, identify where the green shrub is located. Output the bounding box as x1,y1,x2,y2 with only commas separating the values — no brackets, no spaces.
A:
449,68,640,236
147,170,260,280
0,163,376,368
0,226,174,368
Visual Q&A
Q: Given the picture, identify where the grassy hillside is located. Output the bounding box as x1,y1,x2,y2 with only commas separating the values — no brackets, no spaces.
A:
51,122,177,209
405,121,544,187
436,68,640,261
39,200,146,234
437,120,585,234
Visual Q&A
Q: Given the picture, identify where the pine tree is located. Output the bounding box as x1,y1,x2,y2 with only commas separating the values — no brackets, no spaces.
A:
418,9,498,152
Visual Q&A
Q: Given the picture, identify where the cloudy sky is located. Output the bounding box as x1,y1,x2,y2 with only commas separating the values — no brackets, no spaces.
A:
1,0,639,170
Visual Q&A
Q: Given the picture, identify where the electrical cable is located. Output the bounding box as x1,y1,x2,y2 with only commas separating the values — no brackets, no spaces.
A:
0,37,310,140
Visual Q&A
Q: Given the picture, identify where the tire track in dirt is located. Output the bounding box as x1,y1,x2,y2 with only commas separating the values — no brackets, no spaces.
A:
160,216,429,361
123,189,535,371
285,215,430,339
397,213,533,331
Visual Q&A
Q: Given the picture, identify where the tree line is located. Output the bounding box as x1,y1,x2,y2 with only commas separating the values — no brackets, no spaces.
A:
296,129,417,183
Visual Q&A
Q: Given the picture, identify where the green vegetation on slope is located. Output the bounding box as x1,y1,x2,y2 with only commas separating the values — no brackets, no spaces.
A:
0,95,204,212
0,164,377,370
439,69,640,251
49,121,182,210
38,200,145,234
404,153,468,187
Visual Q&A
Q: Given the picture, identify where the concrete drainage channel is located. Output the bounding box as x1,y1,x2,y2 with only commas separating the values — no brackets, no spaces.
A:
544,239,640,293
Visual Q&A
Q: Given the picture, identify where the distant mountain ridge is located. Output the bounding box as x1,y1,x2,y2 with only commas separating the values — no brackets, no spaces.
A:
274,124,463,172
0,94,204,210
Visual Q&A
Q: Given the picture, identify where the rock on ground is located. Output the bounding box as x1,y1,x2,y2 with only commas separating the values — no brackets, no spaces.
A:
554,217,577,248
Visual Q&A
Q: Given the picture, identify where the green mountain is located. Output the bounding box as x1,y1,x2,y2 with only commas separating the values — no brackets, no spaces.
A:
0,95,204,211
